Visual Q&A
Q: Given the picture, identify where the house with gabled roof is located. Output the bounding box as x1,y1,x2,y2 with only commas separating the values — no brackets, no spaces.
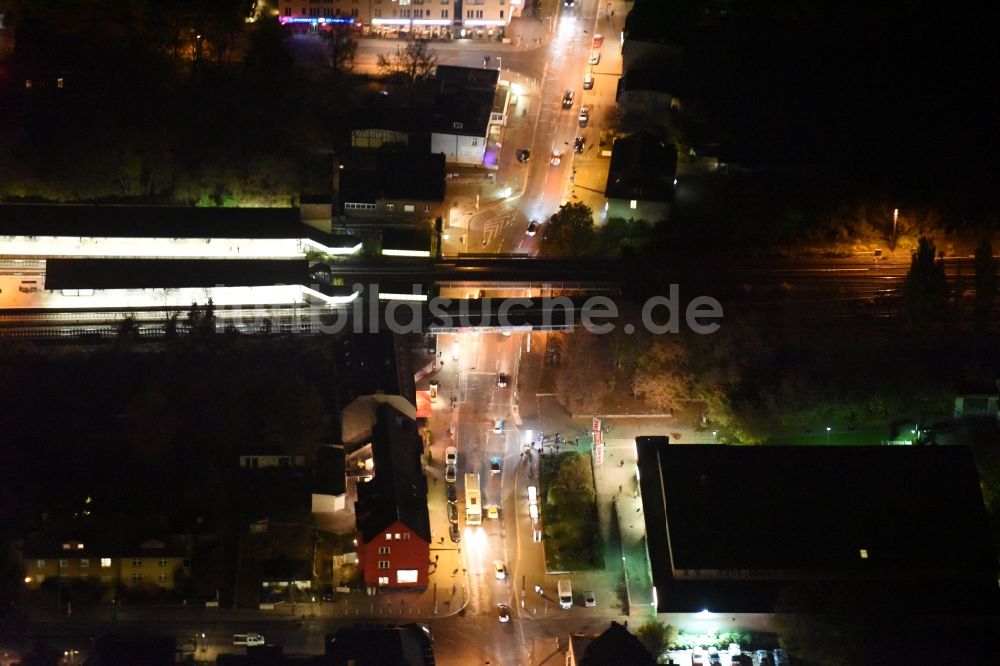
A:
568,621,657,666
355,402,430,589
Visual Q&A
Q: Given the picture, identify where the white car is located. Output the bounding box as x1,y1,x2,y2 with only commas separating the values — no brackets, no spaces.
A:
589,51,600,65
233,633,265,647
550,149,562,166
494,561,506,580
493,419,504,434
445,446,458,466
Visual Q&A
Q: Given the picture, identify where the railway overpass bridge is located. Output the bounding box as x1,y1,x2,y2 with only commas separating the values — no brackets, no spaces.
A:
0,255,624,339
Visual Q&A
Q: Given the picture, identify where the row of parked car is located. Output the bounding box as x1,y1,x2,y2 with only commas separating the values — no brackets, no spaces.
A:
444,446,460,543
689,648,789,666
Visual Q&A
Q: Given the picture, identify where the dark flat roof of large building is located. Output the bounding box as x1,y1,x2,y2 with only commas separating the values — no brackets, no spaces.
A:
340,152,445,204
605,132,678,203
0,203,343,244
430,88,494,137
45,258,309,290
434,64,500,92
637,438,998,612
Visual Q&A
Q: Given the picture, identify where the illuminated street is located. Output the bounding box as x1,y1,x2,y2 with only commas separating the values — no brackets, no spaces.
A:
3,0,999,664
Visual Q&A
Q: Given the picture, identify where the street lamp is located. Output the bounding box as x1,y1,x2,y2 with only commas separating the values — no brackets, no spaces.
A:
892,208,899,249
711,430,717,442
825,426,831,445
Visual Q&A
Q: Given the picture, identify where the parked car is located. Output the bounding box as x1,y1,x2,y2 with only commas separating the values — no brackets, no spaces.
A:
445,464,457,483
574,136,585,153
592,33,604,48
446,446,458,466
691,650,709,666
583,590,596,607
497,372,508,388
321,585,334,602
578,107,589,127
446,484,457,504
773,648,790,666
447,502,459,524
550,149,562,166
494,561,506,580
498,603,511,622
516,148,531,163
526,220,539,236
562,89,575,108
490,456,502,474
589,50,600,65
449,523,461,543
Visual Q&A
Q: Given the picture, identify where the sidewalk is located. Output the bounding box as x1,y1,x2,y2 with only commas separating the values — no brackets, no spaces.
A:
359,13,555,52
566,0,629,222
598,440,655,617
312,378,472,622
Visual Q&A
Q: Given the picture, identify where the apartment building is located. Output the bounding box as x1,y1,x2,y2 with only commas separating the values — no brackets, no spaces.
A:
277,0,365,25
275,1,520,38
22,516,190,593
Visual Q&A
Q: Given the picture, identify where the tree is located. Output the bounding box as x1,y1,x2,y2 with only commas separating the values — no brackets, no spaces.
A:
634,619,677,662
197,0,253,64
594,217,655,257
377,40,438,99
243,15,293,81
164,312,180,341
901,236,948,327
973,238,996,327
186,300,217,339
322,24,357,77
555,332,614,413
539,202,595,256
116,314,140,346
632,337,693,412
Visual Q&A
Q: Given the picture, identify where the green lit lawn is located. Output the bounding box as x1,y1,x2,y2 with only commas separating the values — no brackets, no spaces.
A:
539,452,604,571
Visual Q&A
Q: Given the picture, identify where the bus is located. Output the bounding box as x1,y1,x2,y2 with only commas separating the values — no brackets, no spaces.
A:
465,473,482,525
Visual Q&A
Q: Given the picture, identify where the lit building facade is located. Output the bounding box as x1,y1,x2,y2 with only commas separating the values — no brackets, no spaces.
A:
22,520,191,594
274,1,520,39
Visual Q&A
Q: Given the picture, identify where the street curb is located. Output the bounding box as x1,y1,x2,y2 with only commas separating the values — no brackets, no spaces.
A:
571,414,674,419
